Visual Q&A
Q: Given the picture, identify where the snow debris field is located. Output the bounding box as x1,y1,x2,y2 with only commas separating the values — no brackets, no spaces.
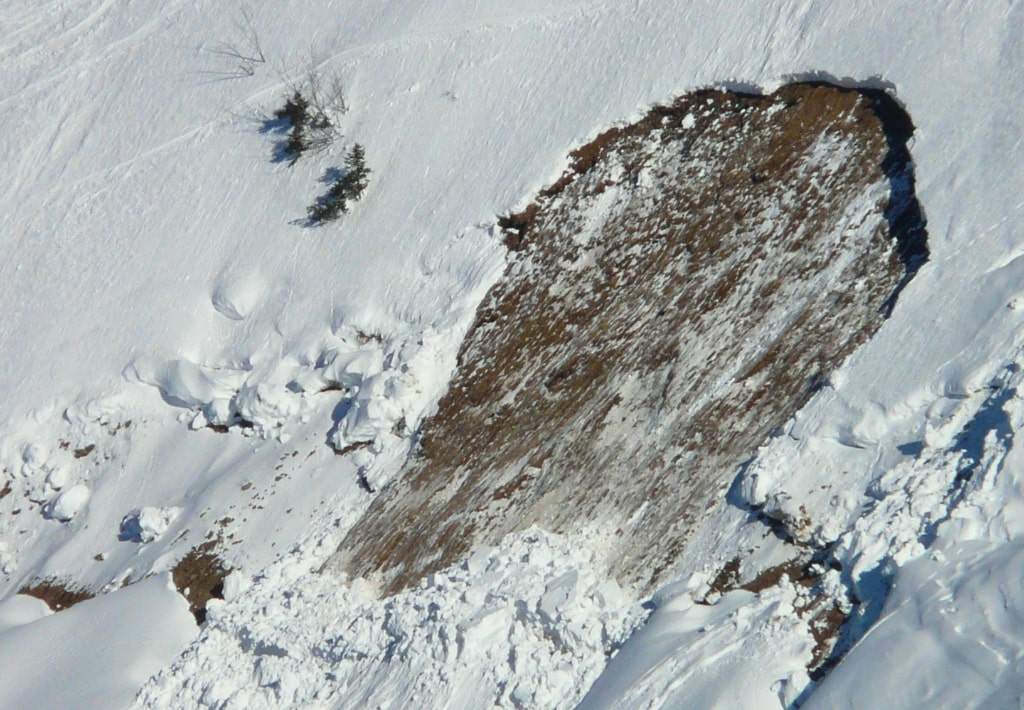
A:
140,528,641,709
1,0,1023,708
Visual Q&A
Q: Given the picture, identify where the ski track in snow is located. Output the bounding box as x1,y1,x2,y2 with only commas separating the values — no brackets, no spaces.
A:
1,0,1023,707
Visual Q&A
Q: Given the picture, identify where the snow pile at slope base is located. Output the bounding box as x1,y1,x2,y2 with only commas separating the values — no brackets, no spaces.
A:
139,528,643,709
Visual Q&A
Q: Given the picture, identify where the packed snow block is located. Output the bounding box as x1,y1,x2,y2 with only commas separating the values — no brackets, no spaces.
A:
45,483,91,522
335,82,927,595
126,356,244,412
320,346,385,388
234,381,301,426
119,506,181,543
539,570,580,622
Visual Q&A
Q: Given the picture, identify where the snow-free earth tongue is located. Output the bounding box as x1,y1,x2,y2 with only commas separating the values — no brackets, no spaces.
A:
332,82,927,596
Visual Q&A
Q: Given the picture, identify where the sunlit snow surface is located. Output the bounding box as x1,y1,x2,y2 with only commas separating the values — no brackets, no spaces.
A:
1,0,1023,707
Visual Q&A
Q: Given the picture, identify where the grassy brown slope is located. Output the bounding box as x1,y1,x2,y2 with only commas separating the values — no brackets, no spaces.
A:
335,83,927,595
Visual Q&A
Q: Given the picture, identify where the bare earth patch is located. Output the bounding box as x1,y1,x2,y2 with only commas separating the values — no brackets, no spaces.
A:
171,540,230,624
19,579,95,612
333,82,926,597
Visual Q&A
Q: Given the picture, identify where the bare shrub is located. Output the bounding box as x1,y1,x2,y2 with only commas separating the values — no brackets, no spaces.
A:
285,57,348,156
203,4,266,80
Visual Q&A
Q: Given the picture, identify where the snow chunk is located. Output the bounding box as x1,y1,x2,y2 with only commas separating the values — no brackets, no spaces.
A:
320,346,385,388
119,507,181,543
46,484,90,522
234,382,301,428
44,466,70,491
222,571,252,602
21,443,46,469
126,357,245,411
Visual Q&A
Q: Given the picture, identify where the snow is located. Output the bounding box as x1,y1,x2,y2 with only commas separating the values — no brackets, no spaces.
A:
580,584,814,710
0,575,196,710
797,354,1024,707
138,528,641,709
0,0,1022,707
808,541,1024,709
0,595,50,634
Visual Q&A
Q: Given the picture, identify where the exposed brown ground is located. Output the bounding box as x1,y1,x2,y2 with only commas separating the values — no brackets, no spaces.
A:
16,540,228,624
334,83,927,596
703,554,845,676
19,579,95,611
171,540,229,624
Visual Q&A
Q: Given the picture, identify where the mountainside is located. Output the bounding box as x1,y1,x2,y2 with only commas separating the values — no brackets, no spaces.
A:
1,1,1023,708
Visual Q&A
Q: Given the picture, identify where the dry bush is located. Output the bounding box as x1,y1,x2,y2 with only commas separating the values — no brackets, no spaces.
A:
203,4,266,80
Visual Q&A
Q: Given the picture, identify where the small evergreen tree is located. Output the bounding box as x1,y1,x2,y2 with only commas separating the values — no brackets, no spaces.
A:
285,121,309,163
307,144,371,224
274,91,309,125
274,91,312,163
342,143,370,200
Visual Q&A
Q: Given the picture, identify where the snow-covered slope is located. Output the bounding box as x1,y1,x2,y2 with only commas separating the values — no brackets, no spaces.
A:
1,0,1023,707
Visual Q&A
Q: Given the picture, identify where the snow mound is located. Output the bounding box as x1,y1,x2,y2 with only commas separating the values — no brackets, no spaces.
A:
0,575,196,710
